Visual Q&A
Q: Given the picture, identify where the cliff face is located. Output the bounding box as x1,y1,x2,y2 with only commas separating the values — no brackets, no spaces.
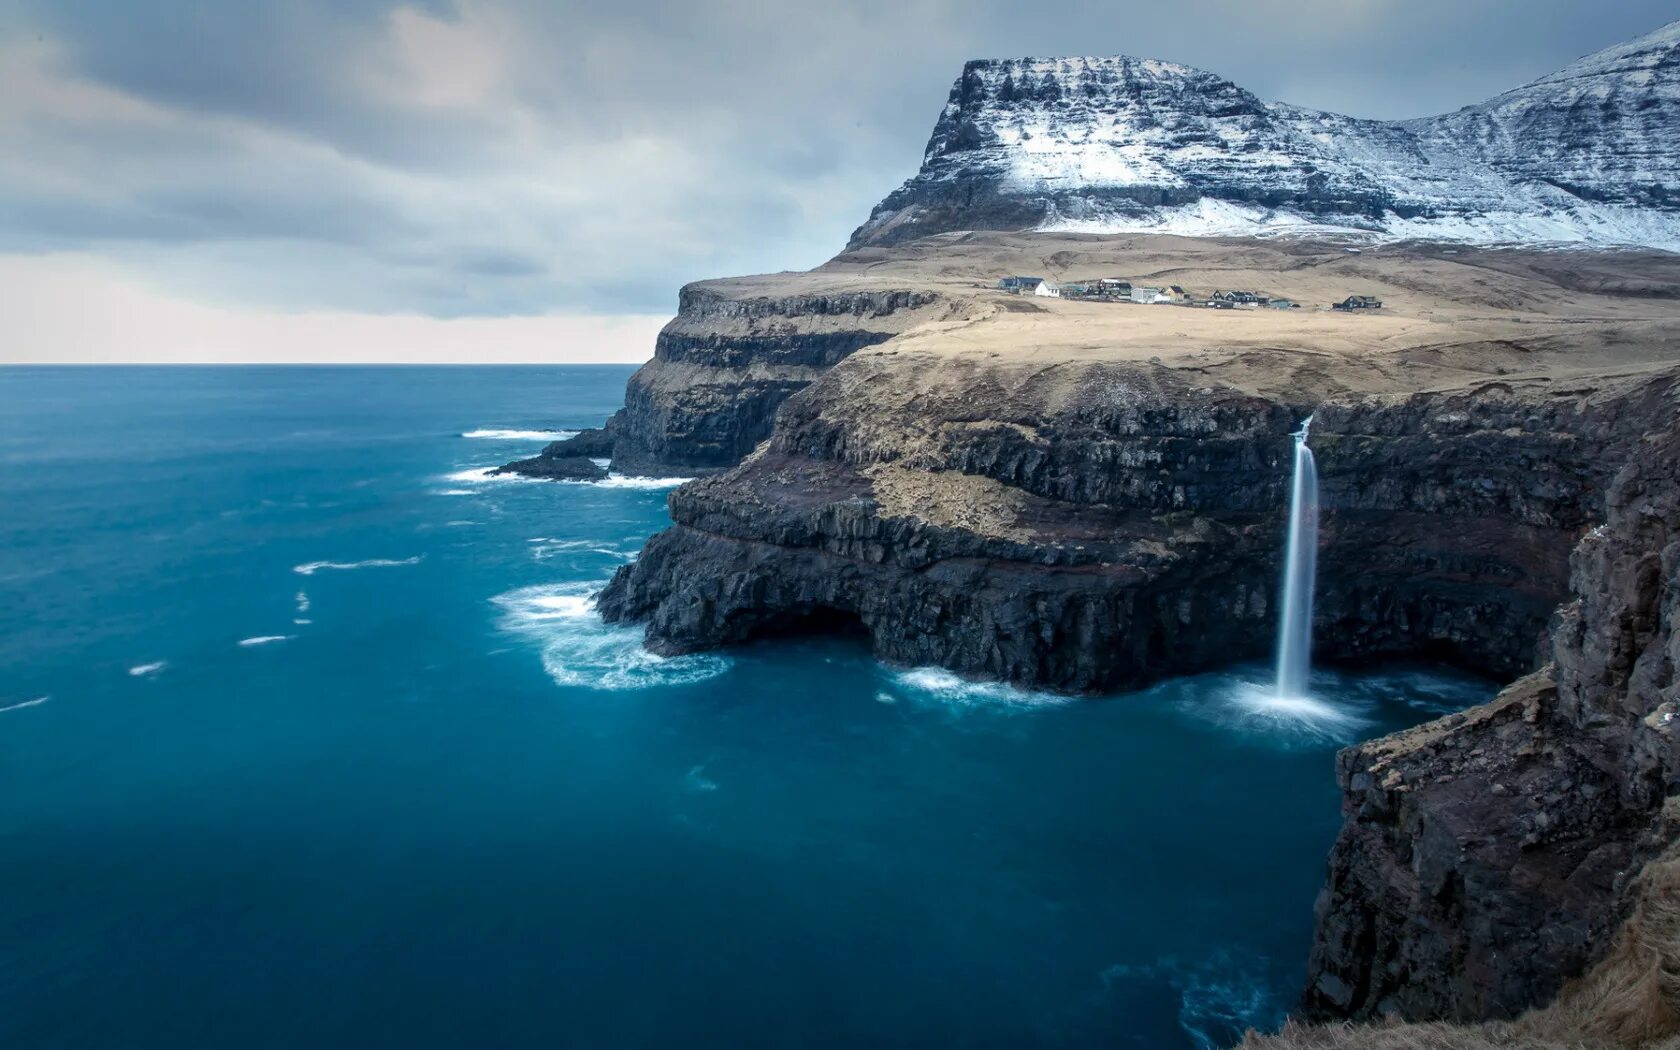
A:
516,282,947,477
598,342,1678,693
849,23,1680,250
1303,419,1680,1024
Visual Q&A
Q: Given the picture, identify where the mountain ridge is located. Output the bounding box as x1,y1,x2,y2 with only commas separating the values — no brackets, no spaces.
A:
848,21,1680,251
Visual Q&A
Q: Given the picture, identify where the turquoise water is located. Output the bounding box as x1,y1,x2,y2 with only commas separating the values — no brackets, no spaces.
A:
0,367,1493,1049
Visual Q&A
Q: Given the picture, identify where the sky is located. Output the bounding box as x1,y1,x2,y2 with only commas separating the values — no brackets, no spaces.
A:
2,0,1674,363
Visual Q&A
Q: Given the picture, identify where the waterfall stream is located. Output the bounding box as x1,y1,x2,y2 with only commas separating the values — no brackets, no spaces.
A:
1276,418,1318,698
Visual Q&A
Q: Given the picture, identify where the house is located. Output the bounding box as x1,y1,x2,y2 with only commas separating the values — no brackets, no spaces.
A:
1210,290,1264,305
1166,285,1189,302
1098,278,1132,297
1130,286,1163,304
1266,298,1298,310
1060,282,1092,298
1333,295,1383,311
998,276,1047,294
1034,280,1061,298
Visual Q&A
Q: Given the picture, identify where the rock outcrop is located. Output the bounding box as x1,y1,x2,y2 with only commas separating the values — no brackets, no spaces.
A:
507,282,949,477
1301,417,1680,1023
493,450,607,482
849,23,1680,250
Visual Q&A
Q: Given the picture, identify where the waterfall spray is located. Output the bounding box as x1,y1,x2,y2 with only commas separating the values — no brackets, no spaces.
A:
1276,417,1318,698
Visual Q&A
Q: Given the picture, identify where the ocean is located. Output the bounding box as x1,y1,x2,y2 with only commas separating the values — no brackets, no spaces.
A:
0,366,1493,1048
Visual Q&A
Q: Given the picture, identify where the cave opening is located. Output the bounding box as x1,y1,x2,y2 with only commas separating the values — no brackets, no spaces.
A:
747,603,872,645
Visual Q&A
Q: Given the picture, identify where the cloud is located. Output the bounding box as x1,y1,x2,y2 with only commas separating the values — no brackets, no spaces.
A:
0,0,1674,338
0,253,665,363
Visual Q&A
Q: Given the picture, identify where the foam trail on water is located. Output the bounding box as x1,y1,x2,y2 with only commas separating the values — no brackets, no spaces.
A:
128,661,168,677
293,556,422,576
0,696,50,713
238,635,293,647
1275,417,1318,699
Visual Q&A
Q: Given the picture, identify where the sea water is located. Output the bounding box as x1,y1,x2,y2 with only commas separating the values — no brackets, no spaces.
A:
0,367,1494,1049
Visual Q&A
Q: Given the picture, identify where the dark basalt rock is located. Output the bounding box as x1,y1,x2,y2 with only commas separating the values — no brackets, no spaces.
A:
599,360,1679,694
604,286,943,476
1302,419,1680,1023
541,427,616,460
493,453,608,482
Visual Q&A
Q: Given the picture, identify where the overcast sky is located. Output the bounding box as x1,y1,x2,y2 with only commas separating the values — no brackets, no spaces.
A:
2,0,1674,362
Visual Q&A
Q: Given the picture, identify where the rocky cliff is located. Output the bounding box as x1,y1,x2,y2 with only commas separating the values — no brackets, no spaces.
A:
849,23,1680,251
513,281,948,477
1296,414,1680,1029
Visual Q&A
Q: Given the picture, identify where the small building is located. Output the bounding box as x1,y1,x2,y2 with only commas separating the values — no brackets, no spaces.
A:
998,276,1046,294
1098,278,1132,297
1060,281,1093,298
1165,285,1189,302
1130,286,1163,304
1207,298,1235,309
1266,298,1298,310
1034,280,1061,298
1333,295,1383,311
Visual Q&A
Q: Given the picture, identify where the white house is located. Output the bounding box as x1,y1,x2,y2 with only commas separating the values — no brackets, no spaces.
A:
1033,280,1061,298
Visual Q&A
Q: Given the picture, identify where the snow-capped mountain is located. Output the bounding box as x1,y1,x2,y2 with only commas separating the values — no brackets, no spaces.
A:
847,21,1680,251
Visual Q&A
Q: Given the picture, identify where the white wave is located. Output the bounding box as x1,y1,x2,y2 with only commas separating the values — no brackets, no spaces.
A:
494,582,728,691
461,428,579,441
294,591,310,613
293,618,312,625
434,488,477,497
889,667,1070,708
128,661,167,677
1,695,50,713
237,635,294,647
293,556,422,576
595,474,694,490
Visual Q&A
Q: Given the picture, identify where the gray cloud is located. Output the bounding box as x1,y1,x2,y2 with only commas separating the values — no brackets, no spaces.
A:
1,0,1675,317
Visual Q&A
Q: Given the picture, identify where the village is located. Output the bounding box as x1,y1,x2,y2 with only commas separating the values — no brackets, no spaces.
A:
996,275,1382,312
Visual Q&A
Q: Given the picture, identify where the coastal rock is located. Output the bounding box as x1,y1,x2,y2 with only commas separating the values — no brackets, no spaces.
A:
493,453,608,482
502,283,949,478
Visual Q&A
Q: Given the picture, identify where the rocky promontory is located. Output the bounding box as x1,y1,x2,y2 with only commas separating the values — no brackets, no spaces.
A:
499,279,952,479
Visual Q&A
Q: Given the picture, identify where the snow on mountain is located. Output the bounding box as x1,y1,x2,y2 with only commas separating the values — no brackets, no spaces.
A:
847,22,1680,251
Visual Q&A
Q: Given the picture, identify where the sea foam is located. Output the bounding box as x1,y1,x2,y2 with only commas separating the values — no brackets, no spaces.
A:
128,661,168,677
0,696,50,714
461,428,579,442
293,556,422,576
237,635,293,647
493,582,727,691
888,667,1069,709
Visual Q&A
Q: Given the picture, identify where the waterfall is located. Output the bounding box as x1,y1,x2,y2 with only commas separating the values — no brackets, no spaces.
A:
1276,417,1318,698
